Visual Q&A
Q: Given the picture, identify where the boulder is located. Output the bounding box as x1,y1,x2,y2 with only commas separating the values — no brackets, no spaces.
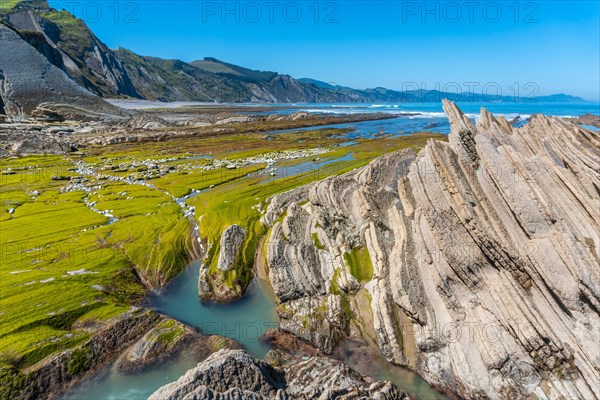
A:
217,224,247,272
148,349,407,400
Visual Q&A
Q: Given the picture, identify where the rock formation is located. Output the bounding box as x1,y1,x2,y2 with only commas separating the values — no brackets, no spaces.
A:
198,224,249,302
217,225,247,272
565,113,600,128
117,319,239,373
148,349,407,400
261,101,600,399
0,23,121,119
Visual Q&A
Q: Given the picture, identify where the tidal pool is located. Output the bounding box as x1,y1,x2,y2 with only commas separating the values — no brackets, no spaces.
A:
62,261,278,400
147,261,279,358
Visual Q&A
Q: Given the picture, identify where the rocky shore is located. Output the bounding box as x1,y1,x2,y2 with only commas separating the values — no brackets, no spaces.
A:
0,111,394,156
3,101,598,400
148,349,408,400
258,101,600,399
0,309,242,400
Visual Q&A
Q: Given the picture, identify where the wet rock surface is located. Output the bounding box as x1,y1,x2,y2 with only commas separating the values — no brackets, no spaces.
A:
261,101,600,399
0,309,161,400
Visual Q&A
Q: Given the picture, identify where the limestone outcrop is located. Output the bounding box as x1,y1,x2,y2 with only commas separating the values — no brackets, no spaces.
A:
148,349,407,400
197,224,248,302
217,224,247,272
261,101,600,399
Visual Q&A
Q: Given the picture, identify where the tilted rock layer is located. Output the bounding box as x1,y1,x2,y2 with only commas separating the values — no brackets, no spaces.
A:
149,349,406,400
262,101,600,399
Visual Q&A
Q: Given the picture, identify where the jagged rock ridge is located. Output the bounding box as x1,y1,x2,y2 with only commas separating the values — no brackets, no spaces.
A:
261,101,600,399
148,349,407,400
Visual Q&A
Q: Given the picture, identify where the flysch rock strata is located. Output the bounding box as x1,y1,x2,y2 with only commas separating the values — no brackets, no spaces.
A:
260,100,600,399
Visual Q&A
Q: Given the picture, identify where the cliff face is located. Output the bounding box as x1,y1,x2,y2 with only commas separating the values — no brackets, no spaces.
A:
0,2,371,109
5,9,139,98
261,101,600,399
0,23,118,118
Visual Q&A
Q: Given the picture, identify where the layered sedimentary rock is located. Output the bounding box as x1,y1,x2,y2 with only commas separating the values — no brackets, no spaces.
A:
261,101,600,399
148,349,406,400
0,23,120,119
117,319,239,373
217,224,246,272
198,224,248,302
0,309,161,400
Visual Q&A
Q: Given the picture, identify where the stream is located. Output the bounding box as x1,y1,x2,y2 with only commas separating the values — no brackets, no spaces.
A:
62,118,451,399
63,258,446,400
62,261,279,400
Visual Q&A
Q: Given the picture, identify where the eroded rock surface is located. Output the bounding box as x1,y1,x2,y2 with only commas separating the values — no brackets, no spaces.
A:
148,349,406,400
0,24,120,119
217,224,247,272
261,101,600,399
117,318,239,373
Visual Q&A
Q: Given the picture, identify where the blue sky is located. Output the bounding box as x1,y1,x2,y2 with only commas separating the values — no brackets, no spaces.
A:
52,1,600,100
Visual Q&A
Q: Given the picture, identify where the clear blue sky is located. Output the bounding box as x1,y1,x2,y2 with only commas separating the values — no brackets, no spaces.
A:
52,0,600,100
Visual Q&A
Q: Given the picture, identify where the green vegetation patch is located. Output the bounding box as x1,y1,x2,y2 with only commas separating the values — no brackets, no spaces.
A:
344,247,374,283
0,155,191,369
312,233,325,250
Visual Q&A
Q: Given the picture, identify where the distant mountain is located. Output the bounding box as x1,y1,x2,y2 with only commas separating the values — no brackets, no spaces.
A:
0,0,588,117
298,78,354,91
532,93,588,102
191,58,278,83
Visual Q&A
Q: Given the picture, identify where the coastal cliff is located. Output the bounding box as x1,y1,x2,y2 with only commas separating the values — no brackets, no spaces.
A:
259,101,600,399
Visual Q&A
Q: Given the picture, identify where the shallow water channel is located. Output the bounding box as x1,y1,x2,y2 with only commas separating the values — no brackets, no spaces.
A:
62,261,278,400
63,259,447,400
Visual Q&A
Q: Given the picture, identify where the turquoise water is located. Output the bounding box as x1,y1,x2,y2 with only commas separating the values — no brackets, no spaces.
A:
62,262,278,400
62,353,199,400
334,339,448,400
147,261,278,358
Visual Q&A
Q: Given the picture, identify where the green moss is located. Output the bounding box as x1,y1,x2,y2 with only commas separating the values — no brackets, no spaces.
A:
67,347,92,375
312,233,325,250
155,326,184,346
344,247,374,283
329,269,353,321
211,336,231,350
0,366,27,400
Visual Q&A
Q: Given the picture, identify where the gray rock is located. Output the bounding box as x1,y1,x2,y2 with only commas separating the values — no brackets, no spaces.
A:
148,349,407,400
262,101,600,400
0,24,120,118
217,225,247,272
118,318,240,373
